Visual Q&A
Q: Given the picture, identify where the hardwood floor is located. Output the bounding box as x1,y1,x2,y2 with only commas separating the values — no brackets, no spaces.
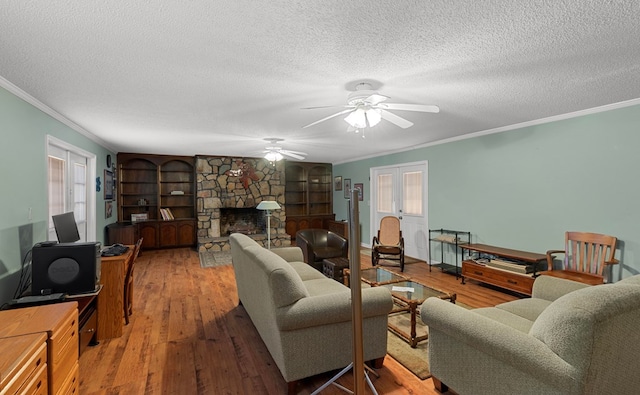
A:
79,247,520,394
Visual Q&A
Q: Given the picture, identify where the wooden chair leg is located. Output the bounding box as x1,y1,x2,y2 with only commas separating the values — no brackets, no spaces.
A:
124,301,130,325
432,376,449,393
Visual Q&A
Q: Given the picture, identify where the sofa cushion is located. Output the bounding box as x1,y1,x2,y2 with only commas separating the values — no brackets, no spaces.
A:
303,278,350,297
495,298,553,322
619,275,640,286
473,307,536,333
244,245,309,308
533,274,591,301
288,261,327,281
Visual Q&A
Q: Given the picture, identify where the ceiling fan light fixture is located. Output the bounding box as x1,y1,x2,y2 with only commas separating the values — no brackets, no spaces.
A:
365,108,381,127
264,151,283,162
344,107,367,129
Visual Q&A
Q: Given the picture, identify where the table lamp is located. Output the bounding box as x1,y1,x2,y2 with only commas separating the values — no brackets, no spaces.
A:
256,200,281,249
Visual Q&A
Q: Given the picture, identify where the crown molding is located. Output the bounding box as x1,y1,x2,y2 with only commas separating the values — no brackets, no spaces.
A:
0,75,117,152
334,98,640,165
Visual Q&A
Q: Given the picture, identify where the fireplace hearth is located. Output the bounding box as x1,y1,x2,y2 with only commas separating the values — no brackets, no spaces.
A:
220,207,265,236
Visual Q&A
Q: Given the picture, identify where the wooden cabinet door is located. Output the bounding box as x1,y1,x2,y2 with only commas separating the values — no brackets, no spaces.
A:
138,222,158,249
177,221,195,246
159,222,178,247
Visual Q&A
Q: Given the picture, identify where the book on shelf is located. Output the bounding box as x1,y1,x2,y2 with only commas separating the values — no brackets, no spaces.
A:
160,208,175,220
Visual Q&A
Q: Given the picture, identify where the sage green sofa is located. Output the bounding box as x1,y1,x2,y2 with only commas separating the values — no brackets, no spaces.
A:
229,233,393,394
421,274,640,395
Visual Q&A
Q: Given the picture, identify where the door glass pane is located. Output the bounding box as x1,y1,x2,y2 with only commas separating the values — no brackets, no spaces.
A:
403,171,422,215
73,163,87,222
376,174,393,213
48,156,65,228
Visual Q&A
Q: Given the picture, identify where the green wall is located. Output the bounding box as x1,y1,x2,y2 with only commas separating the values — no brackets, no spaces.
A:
334,104,640,281
0,86,116,305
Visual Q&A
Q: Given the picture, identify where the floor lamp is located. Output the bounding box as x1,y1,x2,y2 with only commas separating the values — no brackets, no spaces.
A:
256,201,281,249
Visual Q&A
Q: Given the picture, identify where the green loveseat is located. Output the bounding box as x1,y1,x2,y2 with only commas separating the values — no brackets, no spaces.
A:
421,274,640,395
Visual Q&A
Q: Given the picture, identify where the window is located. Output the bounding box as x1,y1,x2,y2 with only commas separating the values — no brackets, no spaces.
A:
376,173,393,213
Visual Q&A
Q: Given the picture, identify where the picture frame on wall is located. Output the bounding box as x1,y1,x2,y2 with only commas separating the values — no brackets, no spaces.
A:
354,183,363,201
344,178,351,199
334,176,342,191
105,201,113,218
104,169,114,200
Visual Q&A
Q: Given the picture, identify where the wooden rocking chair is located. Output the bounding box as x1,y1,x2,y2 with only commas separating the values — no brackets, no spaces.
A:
372,216,405,272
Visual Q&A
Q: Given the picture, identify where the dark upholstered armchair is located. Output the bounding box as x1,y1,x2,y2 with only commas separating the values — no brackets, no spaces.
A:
295,229,348,271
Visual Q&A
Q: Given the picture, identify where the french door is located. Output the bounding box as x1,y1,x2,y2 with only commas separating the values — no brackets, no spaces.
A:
371,161,429,260
47,136,96,242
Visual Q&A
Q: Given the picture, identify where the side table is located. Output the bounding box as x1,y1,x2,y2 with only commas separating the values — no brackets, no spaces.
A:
322,257,350,282
381,281,456,348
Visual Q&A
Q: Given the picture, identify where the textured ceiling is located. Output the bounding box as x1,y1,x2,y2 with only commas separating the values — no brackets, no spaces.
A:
1,1,640,163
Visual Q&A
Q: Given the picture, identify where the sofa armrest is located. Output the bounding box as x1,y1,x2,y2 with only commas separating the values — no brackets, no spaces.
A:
422,298,579,386
276,287,393,331
271,247,304,262
296,234,314,264
531,274,591,301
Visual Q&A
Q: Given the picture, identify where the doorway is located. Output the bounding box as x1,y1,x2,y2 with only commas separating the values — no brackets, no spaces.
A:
47,136,96,242
370,161,429,261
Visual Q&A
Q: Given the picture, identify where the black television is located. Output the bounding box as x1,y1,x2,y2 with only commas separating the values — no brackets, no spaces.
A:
31,241,101,295
52,211,81,243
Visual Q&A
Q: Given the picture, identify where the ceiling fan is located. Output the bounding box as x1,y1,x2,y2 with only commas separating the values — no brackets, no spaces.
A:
302,82,439,132
263,138,307,161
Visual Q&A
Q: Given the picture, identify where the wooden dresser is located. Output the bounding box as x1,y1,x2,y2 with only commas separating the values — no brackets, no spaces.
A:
0,333,48,394
0,302,79,395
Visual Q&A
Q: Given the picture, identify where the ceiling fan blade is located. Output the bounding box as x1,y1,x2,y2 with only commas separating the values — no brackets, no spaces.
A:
281,151,306,160
302,105,351,110
382,103,440,113
302,108,354,128
380,109,414,129
282,149,307,155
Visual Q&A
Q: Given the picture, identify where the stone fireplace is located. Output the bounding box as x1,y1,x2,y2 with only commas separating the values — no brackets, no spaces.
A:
196,156,290,252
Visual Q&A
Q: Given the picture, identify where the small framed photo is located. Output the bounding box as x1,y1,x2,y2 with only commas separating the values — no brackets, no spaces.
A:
104,169,114,200
354,183,363,201
334,176,343,191
105,201,113,218
344,178,351,199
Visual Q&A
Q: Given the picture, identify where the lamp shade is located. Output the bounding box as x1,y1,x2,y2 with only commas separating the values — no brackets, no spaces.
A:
256,201,281,210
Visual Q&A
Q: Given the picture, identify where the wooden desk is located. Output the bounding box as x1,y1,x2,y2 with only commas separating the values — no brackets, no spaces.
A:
97,247,133,340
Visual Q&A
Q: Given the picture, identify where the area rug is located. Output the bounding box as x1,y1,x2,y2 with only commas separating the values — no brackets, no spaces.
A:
385,302,471,379
199,250,232,268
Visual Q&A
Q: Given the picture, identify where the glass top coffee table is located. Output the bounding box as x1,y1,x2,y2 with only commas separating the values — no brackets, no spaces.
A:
381,280,456,347
343,267,409,287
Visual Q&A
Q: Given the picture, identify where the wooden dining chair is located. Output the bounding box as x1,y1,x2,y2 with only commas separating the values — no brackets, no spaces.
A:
124,238,143,325
372,216,405,271
544,231,618,284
